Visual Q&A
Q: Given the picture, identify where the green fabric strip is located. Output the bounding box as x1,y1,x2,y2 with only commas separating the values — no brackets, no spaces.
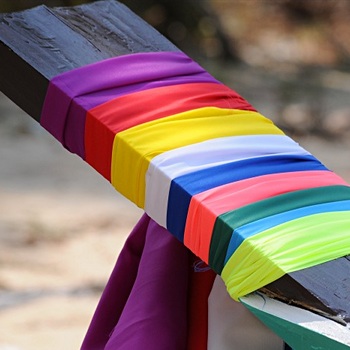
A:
209,185,350,274
242,300,350,350
223,210,350,299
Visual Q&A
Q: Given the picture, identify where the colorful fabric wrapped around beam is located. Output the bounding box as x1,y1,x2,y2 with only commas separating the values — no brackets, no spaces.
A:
85,82,254,180
112,107,283,207
40,50,350,309
209,184,350,274
41,51,220,158
185,170,347,264
146,134,307,228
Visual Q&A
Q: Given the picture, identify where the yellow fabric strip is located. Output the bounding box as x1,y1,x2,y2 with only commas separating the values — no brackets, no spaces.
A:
222,210,350,301
111,107,284,207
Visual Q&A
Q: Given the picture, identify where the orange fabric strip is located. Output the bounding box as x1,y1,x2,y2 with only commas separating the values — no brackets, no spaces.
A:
184,170,347,262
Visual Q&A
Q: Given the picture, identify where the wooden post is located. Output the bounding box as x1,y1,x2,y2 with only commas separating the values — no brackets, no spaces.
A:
0,0,349,331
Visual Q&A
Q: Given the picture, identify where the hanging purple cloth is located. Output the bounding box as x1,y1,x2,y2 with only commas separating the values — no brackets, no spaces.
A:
40,51,220,158
81,213,190,350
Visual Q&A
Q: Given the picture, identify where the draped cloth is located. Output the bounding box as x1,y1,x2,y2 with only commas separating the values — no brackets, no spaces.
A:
81,214,285,350
81,214,190,350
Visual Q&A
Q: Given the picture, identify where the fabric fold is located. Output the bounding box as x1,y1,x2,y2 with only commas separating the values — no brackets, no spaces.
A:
184,170,347,263
85,82,254,180
111,107,283,208
223,210,350,300
226,199,350,262
209,185,350,274
81,213,190,350
145,134,306,228
167,153,326,243
41,51,219,158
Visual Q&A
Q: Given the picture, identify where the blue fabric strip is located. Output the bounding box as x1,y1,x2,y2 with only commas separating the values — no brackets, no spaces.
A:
166,154,327,241
225,200,350,264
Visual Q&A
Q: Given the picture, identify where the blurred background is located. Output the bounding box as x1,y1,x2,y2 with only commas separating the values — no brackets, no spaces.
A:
0,1,350,349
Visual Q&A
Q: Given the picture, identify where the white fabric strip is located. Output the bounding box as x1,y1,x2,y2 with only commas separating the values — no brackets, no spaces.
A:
145,134,310,227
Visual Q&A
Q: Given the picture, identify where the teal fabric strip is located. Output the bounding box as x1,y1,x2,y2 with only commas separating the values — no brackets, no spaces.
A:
242,300,350,350
209,185,350,274
223,210,350,299
225,199,350,264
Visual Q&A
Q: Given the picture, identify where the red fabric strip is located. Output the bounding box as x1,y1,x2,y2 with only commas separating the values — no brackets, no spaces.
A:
85,82,255,180
186,258,216,350
184,170,347,262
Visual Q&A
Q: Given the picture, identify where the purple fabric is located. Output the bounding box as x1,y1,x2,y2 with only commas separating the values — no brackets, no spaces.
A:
81,213,190,350
81,215,149,350
40,51,221,158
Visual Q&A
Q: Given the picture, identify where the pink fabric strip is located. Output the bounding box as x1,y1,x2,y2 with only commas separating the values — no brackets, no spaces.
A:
184,170,348,262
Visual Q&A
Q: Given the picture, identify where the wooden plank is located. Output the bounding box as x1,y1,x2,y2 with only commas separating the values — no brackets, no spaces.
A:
0,0,349,330
0,0,177,120
51,1,179,57
261,255,350,325
0,38,48,121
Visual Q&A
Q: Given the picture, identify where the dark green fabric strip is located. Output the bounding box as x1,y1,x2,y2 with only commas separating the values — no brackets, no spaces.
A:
209,185,350,274
243,301,349,350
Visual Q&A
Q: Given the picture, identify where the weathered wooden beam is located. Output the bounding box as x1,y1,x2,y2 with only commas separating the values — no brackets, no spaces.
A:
0,0,178,120
0,0,349,330
262,255,350,325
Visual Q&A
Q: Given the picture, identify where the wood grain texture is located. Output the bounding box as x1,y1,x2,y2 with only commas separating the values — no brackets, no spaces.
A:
0,0,349,327
52,1,179,57
0,0,177,120
262,256,350,325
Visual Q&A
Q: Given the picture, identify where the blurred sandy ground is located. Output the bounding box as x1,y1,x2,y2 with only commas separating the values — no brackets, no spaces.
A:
0,93,143,349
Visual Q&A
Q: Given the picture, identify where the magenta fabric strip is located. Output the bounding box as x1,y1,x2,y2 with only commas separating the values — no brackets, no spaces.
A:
40,51,220,158
81,213,190,350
